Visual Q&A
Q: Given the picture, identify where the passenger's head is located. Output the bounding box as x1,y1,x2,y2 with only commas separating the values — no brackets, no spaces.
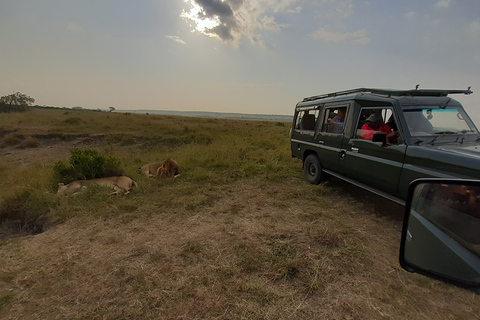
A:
337,108,346,121
366,113,383,130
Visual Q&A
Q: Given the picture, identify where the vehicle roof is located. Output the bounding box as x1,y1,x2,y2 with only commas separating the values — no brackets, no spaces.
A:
296,87,473,108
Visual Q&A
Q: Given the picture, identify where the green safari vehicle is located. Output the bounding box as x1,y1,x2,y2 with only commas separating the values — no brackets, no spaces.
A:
290,87,480,205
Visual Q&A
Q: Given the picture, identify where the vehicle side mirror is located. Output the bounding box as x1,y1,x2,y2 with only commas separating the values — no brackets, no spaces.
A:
400,179,480,293
372,132,387,144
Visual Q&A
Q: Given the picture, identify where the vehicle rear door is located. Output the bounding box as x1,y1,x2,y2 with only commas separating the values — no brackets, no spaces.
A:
314,103,350,171
291,106,321,157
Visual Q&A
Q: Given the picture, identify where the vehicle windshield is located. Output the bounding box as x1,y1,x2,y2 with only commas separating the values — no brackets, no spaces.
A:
403,108,478,141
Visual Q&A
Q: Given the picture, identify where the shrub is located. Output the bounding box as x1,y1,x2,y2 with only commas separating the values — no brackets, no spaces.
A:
0,191,52,235
0,102,30,113
52,160,79,184
53,148,124,184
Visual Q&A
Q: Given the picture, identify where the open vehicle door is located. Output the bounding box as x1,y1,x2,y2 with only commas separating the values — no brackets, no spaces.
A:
400,178,480,292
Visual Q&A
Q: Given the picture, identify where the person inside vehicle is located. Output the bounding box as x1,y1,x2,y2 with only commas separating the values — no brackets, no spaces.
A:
327,108,346,133
404,111,434,135
361,112,398,142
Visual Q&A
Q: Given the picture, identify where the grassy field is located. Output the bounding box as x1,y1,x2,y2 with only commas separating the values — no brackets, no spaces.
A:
0,108,478,319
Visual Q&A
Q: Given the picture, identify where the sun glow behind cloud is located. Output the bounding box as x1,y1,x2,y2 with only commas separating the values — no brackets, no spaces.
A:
179,0,296,47
181,0,221,37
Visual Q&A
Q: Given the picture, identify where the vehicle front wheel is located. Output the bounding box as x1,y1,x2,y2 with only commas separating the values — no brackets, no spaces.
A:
304,154,324,185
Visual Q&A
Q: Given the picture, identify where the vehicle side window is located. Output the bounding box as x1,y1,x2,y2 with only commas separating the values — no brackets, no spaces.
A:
321,107,347,134
295,109,319,131
355,107,401,144
412,182,480,254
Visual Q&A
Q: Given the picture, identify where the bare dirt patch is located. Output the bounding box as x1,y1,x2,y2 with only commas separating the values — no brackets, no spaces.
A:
0,135,105,167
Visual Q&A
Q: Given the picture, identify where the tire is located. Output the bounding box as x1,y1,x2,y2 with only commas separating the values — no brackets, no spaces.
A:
304,154,324,185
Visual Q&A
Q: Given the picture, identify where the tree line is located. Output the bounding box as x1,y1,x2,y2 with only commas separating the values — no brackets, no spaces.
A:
0,92,35,113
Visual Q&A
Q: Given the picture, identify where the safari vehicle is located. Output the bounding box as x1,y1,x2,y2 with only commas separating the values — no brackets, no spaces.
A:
290,87,480,205
400,178,480,292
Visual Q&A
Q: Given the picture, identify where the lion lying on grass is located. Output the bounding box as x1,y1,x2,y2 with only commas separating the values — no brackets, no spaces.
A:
139,158,180,179
57,176,138,196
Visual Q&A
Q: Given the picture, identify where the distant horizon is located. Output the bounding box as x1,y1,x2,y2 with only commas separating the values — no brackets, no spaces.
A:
118,109,292,117
35,104,292,117
116,109,293,122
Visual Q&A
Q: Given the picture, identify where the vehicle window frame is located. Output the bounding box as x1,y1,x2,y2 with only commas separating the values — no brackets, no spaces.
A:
294,106,321,133
320,105,349,134
354,106,402,144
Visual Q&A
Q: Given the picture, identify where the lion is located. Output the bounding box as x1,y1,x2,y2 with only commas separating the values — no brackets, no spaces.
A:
156,158,180,178
57,176,138,196
139,159,180,179
139,162,164,178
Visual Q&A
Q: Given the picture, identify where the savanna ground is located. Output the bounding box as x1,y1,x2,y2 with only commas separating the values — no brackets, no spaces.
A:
0,108,478,319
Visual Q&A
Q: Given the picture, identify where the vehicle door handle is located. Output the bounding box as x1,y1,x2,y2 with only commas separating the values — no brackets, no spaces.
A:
318,140,325,144
351,147,359,152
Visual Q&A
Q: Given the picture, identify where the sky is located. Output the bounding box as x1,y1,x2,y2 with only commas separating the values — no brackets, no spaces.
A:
0,0,479,123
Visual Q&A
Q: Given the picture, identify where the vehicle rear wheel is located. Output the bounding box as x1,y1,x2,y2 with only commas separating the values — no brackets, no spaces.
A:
304,154,324,185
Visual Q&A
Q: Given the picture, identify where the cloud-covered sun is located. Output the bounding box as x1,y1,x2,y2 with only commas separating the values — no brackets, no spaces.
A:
181,0,221,37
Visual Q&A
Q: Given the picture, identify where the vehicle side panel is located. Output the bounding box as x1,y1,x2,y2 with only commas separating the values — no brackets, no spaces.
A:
398,146,480,198
340,139,407,197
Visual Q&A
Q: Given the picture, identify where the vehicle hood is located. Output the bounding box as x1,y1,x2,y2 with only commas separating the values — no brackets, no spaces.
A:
405,142,480,179
432,143,480,160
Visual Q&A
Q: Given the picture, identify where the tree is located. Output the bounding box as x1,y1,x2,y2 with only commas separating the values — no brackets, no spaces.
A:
109,107,115,112
0,92,35,113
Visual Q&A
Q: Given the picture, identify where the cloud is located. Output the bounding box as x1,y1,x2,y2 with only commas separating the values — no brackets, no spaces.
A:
165,35,188,46
307,0,366,45
316,0,354,20
467,21,480,43
180,0,298,47
287,6,302,14
435,0,452,8
405,11,416,18
309,27,370,45
468,21,480,34
261,15,284,31
196,0,234,17
67,22,85,33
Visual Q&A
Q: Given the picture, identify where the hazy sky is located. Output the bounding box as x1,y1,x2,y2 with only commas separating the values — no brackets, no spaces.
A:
1,0,479,122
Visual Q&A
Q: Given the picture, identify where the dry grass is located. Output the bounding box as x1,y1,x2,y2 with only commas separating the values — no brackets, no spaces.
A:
0,108,478,319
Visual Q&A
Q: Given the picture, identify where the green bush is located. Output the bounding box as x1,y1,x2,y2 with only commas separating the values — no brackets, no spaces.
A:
53,148,124,184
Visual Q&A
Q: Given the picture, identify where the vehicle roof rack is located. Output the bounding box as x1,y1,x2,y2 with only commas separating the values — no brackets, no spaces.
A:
302,87,473,102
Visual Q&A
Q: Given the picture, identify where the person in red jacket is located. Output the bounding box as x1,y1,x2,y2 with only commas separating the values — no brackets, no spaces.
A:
361,112,397,142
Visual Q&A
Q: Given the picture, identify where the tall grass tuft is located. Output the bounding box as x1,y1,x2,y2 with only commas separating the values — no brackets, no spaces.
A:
18,136,40,149
1,133,21,147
